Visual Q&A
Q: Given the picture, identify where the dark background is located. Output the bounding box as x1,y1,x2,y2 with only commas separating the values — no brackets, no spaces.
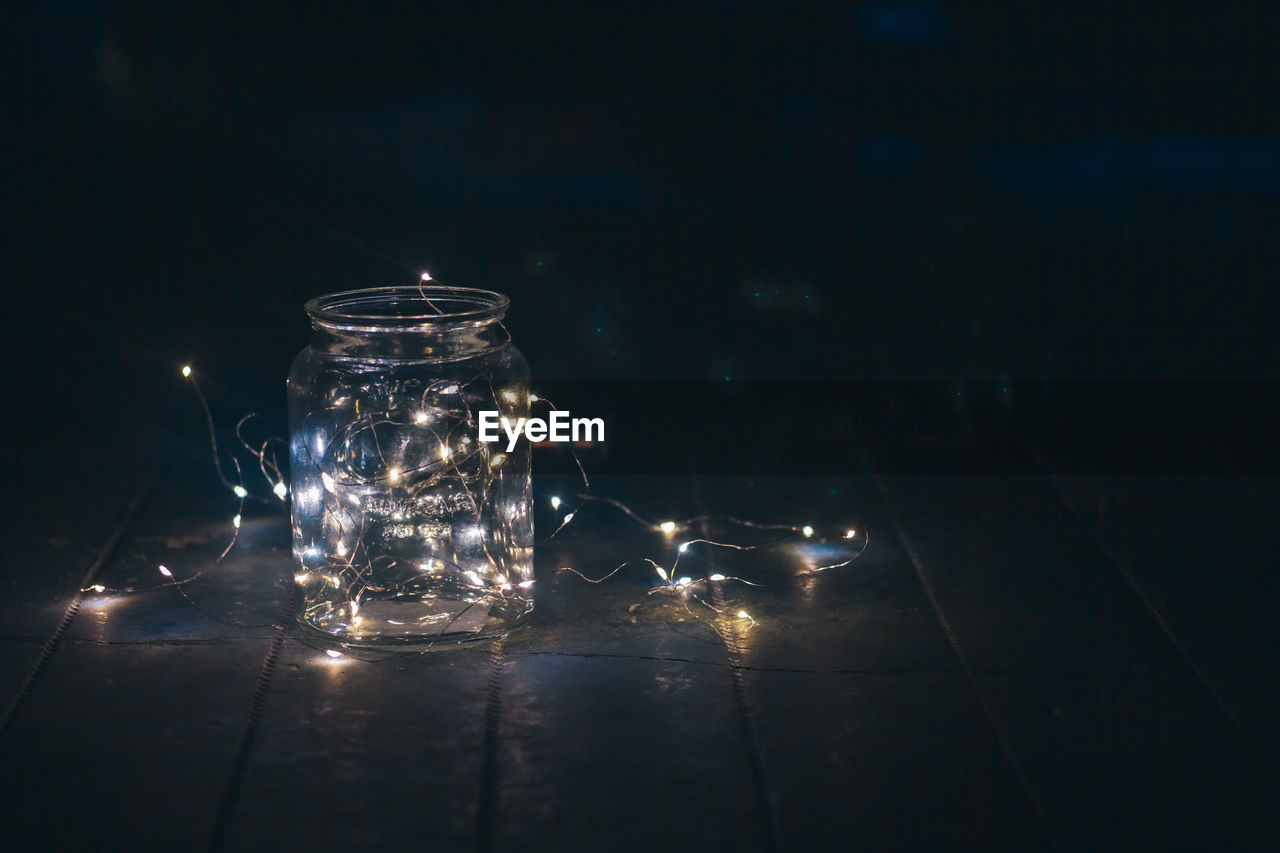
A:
3,3,1280,848
9,1,1280,479
10,1,1280,386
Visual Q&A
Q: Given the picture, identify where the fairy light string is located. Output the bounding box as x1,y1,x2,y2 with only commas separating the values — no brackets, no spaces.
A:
283,277,537,645
139,272,869,659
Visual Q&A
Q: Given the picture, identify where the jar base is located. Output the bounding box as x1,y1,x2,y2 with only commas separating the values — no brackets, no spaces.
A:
294,600,530,652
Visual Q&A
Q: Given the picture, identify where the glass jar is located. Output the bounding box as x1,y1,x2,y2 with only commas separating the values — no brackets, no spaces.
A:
287,285,533,648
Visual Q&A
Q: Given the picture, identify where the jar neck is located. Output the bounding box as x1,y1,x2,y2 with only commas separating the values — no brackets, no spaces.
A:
310,320,510,360
304,286,512,361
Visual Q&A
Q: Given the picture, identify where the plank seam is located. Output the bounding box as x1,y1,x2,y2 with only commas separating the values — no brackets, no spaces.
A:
873,473,1061,850
0,476,153,737
205,585,292,852
476,639,506,853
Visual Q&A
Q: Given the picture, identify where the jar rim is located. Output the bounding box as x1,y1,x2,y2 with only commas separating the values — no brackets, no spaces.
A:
305,285,509,329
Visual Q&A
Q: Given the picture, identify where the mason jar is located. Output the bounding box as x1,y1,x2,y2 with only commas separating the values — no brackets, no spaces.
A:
287,285,533,648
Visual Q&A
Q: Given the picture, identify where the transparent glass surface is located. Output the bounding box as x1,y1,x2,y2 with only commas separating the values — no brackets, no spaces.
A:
288,286,532,648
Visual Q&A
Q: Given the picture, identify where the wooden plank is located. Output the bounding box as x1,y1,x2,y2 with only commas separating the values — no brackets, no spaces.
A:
878,473,1278,847
1049,474,1280,759
492,506,769,850
495,654,764,850
0,639,273,850
698,475,1046,847
219,638,493,852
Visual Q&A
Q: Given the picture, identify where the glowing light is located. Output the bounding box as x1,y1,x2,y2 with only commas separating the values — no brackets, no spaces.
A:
91,584,106,593
420,272,432,282
172,348,873,649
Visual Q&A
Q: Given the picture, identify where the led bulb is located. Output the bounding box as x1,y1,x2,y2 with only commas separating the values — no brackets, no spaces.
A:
181,365,192,378
158,565,173,578
550,496,561,510
709,573,726,582
802,525,814,538
233,485,248,498
658,521,676,534
273,482,288,499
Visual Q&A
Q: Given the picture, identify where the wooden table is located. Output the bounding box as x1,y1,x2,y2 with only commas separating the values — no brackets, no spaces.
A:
3,447,1276,850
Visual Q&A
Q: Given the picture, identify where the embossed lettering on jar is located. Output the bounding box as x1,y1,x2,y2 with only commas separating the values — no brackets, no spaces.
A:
288,286,532,648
